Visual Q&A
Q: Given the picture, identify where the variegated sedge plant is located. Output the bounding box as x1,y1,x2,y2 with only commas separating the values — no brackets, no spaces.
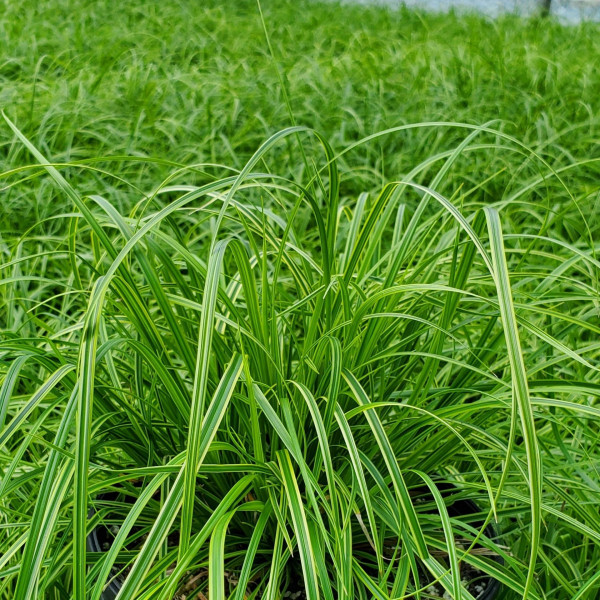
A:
1,110,600,600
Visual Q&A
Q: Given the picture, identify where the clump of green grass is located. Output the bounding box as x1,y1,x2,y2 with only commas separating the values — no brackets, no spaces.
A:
1,112,600,599
2,0,600,599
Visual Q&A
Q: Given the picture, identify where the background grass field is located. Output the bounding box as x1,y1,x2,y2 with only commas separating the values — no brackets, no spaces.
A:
2,0,600,230
1,1,600,599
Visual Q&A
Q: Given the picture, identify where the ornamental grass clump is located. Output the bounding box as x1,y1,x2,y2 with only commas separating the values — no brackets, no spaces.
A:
1,115,600,599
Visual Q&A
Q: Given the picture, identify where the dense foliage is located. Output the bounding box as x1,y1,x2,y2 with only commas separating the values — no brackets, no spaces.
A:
1,1,600,599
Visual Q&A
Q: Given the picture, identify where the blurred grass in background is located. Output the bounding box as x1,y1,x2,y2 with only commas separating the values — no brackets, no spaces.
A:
1,0,599,231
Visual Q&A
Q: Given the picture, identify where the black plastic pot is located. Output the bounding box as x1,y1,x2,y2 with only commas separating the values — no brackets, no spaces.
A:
86,525,122,600
87,492,126,600
450,496,502,600
413,484,503,600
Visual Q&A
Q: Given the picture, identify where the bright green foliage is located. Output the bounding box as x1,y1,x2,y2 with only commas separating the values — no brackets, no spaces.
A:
1,1,600,600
